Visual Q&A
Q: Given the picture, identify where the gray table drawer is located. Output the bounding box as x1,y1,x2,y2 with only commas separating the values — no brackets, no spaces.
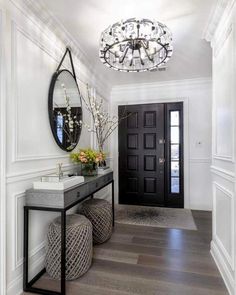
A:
87,178,103,195
103,173,113,185
87,173,113,195
64,183,88,207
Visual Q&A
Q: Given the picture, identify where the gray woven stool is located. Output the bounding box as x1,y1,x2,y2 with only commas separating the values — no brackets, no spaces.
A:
81,198,112,244
45,214,92,280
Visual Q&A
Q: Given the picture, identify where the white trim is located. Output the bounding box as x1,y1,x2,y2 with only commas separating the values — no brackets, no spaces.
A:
203,0,236,42
212,23,235,164
0,7,7,295
8,0,110,97
10,21,72,163
111,77,212,95
189,158,211,163
211,240,234,295
211,166,235,183
213,155,235,162
7,253,45,295
6,163,74,183
213,182,235,270
12,192,46,270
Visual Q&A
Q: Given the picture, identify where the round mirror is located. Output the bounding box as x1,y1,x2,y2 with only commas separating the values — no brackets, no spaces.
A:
48,69,82,152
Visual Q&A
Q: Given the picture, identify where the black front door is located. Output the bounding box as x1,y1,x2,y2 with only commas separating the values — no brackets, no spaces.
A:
118,102,183,208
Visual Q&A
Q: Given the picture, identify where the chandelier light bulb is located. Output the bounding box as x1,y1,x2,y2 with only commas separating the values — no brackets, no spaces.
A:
99,18,173,72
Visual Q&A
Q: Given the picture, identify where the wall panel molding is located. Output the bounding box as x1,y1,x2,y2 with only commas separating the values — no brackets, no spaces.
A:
213,182,234,270
212,23,235,163
11,21,70,163
13,192,45,271
7,163,73,183
203,0,236,42
211,166,235,183
111,77,212,97
7,252,44,295
9,0,110,97
189,158,211,163
211,241,234,295
0,7,7,295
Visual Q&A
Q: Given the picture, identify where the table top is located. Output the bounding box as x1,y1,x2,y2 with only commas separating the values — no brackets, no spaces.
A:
25,171,113,209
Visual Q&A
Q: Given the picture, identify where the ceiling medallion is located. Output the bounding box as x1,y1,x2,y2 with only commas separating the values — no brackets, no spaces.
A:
99,18,173,73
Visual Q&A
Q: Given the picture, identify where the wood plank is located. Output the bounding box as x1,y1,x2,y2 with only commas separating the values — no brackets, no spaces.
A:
137,254,220,276
91,258,226,291
22,211,228,295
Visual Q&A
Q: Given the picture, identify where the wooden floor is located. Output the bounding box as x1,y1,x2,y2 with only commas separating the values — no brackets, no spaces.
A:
24,211,228,295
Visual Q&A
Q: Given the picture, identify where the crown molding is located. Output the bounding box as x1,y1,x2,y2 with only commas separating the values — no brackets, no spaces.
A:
111,77,212,95
9,0,111,97
203,0,236,42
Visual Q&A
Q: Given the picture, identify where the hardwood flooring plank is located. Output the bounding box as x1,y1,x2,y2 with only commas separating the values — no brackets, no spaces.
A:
137,254,220,276
71,269,226,295
91,258,226,291
93,247,138,264
97,240,213,262
22,210,228,295
132,236,210,253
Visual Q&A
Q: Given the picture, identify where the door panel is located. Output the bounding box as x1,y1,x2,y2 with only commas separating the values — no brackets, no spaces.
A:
119,102,184,208
119,103,165,206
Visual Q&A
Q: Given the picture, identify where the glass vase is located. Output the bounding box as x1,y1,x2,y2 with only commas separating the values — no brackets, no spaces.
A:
81,163,97,176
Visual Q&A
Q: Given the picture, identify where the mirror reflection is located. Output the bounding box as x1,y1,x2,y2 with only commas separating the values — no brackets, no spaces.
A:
49,70,82,151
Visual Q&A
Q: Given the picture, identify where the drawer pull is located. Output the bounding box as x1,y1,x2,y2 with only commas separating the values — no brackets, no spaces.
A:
95,182,98,188
77,192,80,198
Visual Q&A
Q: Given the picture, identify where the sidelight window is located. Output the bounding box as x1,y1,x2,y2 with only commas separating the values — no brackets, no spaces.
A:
170,111,180,194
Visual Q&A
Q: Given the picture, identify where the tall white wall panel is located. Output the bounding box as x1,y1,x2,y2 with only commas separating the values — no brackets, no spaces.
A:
208,1,236,294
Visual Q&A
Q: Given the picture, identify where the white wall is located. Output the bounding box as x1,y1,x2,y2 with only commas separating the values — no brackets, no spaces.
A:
0,3,7,295
110,77,212,210
0,0,111,294
204,0,236,294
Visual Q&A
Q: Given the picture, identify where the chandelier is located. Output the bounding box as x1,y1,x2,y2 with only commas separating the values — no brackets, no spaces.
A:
99,18,173,72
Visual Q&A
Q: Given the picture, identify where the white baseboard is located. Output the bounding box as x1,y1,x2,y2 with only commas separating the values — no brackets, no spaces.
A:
7,254,45,295
211,240,233,295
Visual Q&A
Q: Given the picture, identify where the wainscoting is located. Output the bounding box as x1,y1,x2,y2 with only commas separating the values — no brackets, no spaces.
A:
2,1,110,294
204,0,236,293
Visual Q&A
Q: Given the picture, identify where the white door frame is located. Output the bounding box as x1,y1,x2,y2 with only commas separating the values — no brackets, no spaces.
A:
110,97,190,208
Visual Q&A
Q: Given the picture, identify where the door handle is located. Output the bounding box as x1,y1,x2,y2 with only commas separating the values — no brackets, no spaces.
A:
159,158,165,164
159,139,165,144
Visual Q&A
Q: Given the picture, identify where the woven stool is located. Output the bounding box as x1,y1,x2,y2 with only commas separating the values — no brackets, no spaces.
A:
45,214,92,280
81,198,112,244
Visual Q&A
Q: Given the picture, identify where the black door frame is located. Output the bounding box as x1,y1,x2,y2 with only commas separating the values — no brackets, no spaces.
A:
118,102,184,208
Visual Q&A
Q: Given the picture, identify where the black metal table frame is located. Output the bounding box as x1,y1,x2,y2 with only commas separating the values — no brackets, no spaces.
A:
23,180,114,295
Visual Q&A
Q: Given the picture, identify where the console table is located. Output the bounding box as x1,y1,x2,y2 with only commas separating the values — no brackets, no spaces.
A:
23,171,114,295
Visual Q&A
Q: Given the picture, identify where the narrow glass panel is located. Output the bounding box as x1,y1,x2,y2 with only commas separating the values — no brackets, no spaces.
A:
170,111,179,126
56,114,63,144
171,161,179,177
171,177,180,193
171,127,179,143
171,144,179,159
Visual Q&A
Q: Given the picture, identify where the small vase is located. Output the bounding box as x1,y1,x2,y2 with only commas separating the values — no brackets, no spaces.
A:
81,163,97,176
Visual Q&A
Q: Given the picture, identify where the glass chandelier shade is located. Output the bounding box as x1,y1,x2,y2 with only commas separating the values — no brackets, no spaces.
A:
99,18,173,72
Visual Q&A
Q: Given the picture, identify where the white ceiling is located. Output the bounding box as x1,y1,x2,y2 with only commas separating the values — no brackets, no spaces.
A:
39,0,215,87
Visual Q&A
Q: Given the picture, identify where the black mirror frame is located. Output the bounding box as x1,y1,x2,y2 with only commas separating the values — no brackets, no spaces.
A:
48,68,83,152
